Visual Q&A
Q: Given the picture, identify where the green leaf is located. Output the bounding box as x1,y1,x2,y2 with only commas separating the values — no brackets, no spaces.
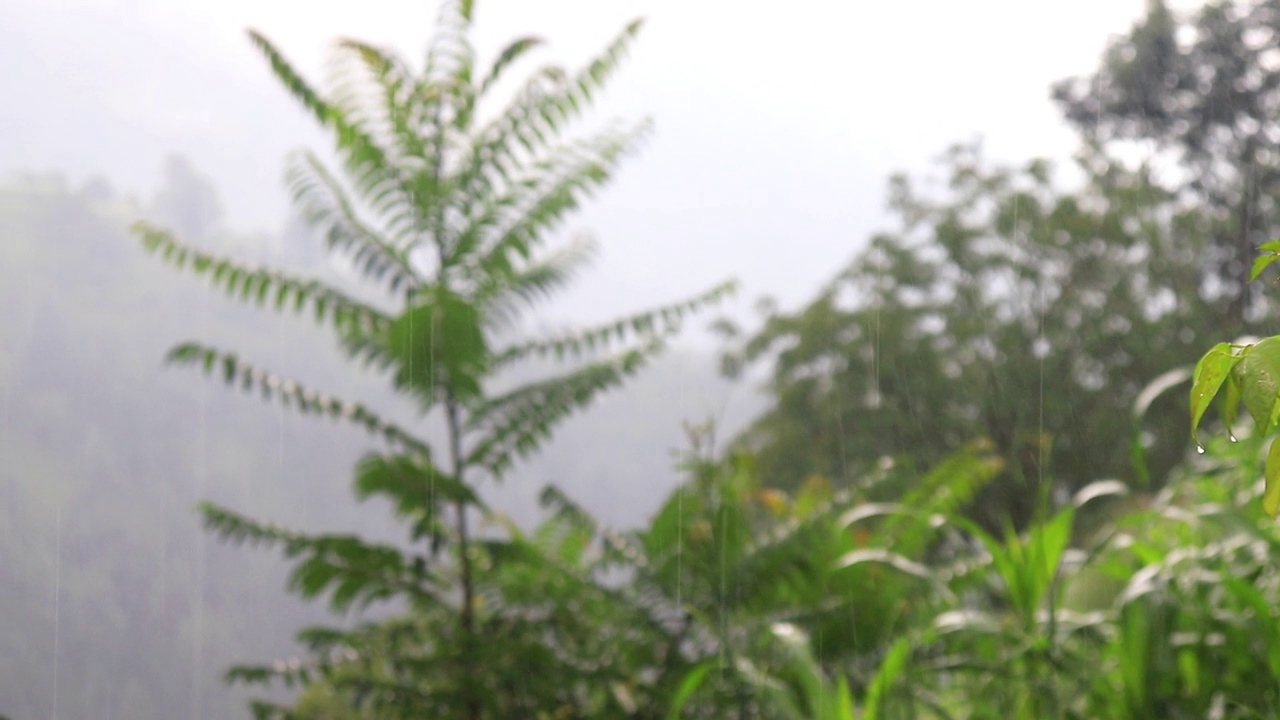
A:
1231,337,1280,434
1250,253,1280,282
354,453,481,515
1264,437,1280,518
1222,373,1241,439
387,289,490,405
1189,342,1242,446
862,637,911,720
666,662,714,719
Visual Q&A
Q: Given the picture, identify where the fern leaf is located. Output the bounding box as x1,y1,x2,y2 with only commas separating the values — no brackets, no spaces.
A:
424,0,475,85
135,221,392,334
247,29,333,128
477,234,598,328
493,279,738,367
250,29,402,203
464,339,665,477
477,35,544,100
455,122,649,278
199,502,443,613
354,452,483,518
165,342,431,458
284,150,420,294
459,17,643,187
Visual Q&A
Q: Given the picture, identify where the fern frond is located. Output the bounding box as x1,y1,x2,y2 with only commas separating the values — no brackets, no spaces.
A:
447,18,644,222
135,221,392,334
455,122,649,277
492,279,739,367
424,0,475,86
329,39,419,152
476,36,544,100
199,502,444,613
477,234,598,328
354,452,483,518
572,17,645,111
466,17,643,175
449,64,569,206
246,29,332,128
249,29,403,206
284,150,420,295
165,342,431,458
334,323,400,376
419,0,475,196
463,339,665,477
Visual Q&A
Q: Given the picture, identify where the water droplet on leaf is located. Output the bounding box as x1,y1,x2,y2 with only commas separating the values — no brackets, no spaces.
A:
1197,445,1206,454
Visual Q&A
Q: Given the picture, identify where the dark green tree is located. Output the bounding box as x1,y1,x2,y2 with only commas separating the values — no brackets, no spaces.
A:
134,2,734,717
1053,0,1280,331
719,141,1228,528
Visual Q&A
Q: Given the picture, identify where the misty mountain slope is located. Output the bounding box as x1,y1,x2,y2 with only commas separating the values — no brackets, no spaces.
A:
0,166,761,719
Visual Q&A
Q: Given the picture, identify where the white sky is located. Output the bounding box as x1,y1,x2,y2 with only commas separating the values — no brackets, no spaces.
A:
1,0,1159,339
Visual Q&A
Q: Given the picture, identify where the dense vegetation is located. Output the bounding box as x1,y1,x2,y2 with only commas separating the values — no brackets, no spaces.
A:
13,0,1280,718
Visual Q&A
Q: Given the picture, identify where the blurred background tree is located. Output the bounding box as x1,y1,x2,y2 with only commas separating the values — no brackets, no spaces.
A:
718,141,1230,529
1054,0,1280,331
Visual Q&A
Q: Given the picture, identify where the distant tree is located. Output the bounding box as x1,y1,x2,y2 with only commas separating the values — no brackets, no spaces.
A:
149,154,225,243
719,141,1228,529
1053,0,1280,331
134,2,734,717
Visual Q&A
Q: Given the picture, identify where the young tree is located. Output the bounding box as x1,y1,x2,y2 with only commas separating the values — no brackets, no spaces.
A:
134,2,734,716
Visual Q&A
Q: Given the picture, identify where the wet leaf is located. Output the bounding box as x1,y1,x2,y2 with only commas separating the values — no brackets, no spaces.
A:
1222,374,1241,439
1189,342,1241,445
1264,437,1280,518
1231,337,1280,434
1255,240,1280,281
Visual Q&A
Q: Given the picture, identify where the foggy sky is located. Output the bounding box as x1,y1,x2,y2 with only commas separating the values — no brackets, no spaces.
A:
2,0,1159,341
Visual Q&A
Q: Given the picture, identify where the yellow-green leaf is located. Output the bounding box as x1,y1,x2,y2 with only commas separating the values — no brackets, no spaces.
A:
1265,437,1280,518
1190,342,1241,445
1250,253,1280,282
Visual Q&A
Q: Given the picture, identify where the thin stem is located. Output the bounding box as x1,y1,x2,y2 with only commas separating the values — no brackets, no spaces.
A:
444,396,480,720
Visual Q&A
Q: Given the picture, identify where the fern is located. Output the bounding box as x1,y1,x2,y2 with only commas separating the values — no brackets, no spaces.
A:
283,150,419,295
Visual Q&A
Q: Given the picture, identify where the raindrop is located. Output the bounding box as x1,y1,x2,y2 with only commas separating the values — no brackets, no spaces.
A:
1196,445,1206,454
1230,434,1238,443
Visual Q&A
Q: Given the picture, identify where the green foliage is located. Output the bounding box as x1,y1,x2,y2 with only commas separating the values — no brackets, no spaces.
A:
718,140,1222,530
137,3,733,717
114,1,1280,718
1054,0,1280,328
1190,240,1280,517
